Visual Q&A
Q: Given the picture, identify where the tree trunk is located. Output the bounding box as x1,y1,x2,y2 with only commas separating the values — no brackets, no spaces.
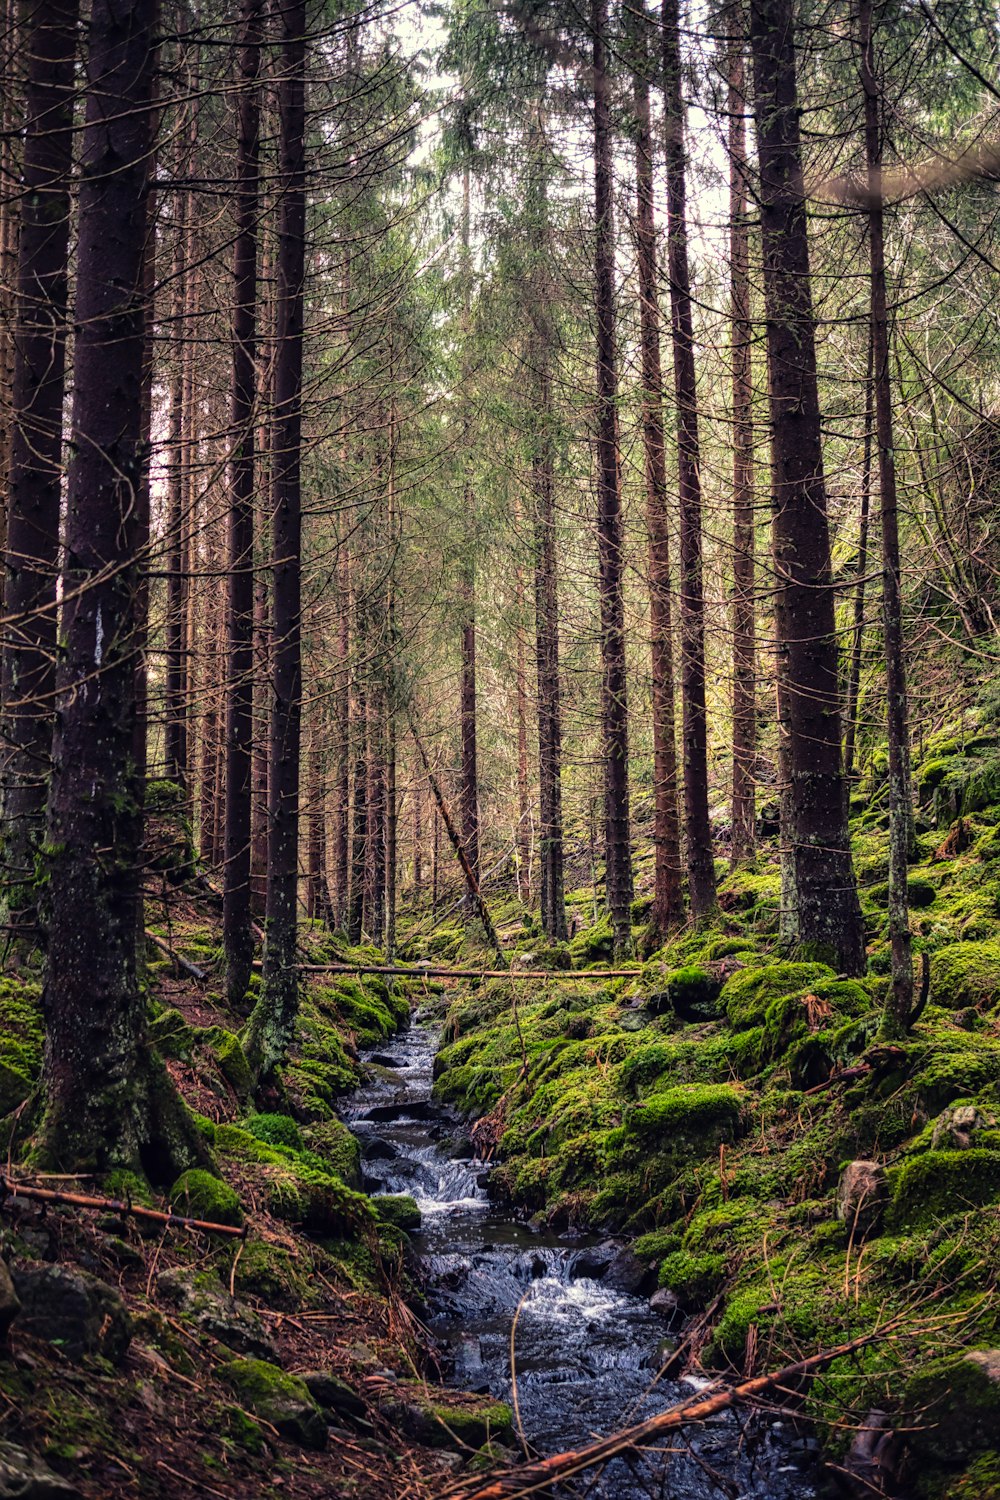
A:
1,0,79,933
333,542,351,927
223,0,263,1008
843,336,874,782
348,672,369,944
632,3,684,939
662,0,716,919
250,568,269,916
38,0,203,1174
749,0,865,974
859,0,913,1030
593,0,633,955
460,166,480,889
366,684,386,946
244,0,307,1077
728,13,757,869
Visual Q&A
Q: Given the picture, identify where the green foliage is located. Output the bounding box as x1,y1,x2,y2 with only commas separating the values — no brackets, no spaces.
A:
244,1113,304,1153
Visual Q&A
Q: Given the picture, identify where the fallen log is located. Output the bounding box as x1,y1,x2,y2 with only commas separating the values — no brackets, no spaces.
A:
255,961,643,981
145,930,208,984
0,1173,247,1239
447,1331,883,1500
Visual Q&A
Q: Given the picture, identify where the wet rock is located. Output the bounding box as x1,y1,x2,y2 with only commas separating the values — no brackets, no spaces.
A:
836,1160,888,1240
363,1099,436,1123
0,1262,19,1339
361,1136,398,1161
932,1102,991,1150
157,1268,277,1361
222,1357,327,1450
301,1370,366,1422
475,1171,491,1189
570,1242,618,1280
602,1247,653,1295
0,1442,81,1498
12,1263,131,1365
369,1054,402,1068
649,1287,683,1326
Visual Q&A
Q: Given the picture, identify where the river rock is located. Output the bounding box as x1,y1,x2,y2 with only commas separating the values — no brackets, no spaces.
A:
12,1264,131,1365
361,1136,398,1161
649,1287,682,1325
836,1160,888,1240
379,1381,513,1451
0,1442,81,1498
602,1247,653,1295
570,1242,618,1280
157,1268,277,1361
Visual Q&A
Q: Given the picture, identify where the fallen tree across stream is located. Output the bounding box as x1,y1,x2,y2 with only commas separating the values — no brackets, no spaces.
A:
444,1330,885,1500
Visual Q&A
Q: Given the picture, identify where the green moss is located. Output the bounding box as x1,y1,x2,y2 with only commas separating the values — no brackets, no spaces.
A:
102,1168,154,1207
375,1194,421,1232
244,1113,303,1153
219,1403,265,1455
930,941,1000,1010
259,1158,374,1236
908,874,938,908
888,1149,1000,1230
305,1118,362,1187
657,1249,726,1303
903,1352,1000,1462
660,966,724,1020
0,977,43,1089
221,1357,326,1449
232,1240,308,1309
632,1228,682,1261
569,914,614,966
625,1084,745,1144
720,962,836,1029
170,1168,243,1227
149,1007,197,1059
208,1029,252,1099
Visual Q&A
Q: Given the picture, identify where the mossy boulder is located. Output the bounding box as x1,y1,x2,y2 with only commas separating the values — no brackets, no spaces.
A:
149,1007,197,1060
305,1118,362,1187
209,1029,252,1099
375,1194,421,1232
170,1168,243,1228
569,915,615,966
904,1350,1000,1463
657,1249,726,1305
381,1382,513,1451
930,942,1000,1011
258,1159,373,1237
720,962,837,1030
654,966,725,1022
887,1149,1000,1231
232,1241,308,1310
222,1358,327,1449
625,1084,745,1146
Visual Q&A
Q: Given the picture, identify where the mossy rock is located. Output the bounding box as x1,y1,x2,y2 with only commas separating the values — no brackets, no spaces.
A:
659,966,725,1022
569,915,615,966
720,962,836,1030
219,1403,265,1455
904,1351,1000,1463
375,1194,421,1232
887,1149,1000,1231
244,1113,303,1153
221,1357,327,1449
0,977,43,1087
304,1118,362,1188
930,942,1000,1011
908,874,937,908
937,1452,1000,1499
149,1007,197,1060
625,1084,745,1146
383,1382,513,1451
209,1029,253,1099
170,1169,243,1228
259,1160,373,1237
232,1241,308,1310
657,1249,726,1305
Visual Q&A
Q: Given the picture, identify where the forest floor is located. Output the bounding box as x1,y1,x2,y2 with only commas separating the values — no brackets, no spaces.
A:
4,706,1000,1495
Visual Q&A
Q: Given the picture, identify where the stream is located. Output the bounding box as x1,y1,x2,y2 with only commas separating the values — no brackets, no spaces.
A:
344,1015,825,1499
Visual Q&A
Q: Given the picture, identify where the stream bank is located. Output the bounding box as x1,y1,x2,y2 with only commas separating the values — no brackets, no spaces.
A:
348,1012,823,1498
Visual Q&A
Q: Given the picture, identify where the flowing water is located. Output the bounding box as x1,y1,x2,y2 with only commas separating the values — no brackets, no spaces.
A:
345,1016,824,1499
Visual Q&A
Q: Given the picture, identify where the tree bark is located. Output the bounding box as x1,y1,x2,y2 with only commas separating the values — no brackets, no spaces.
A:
223,0,263,1008
244,0,308,1077
728,13,757,869
843,336,874,783
749,0,865,974
592,0,633,955
859,0,913,1030
39,0,203,1174
1,0,79,932
662,0,716,919
631,4,684,939
460,165,480,889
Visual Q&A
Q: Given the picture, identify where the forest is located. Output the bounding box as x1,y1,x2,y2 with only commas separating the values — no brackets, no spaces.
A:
1,0,1000,1494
